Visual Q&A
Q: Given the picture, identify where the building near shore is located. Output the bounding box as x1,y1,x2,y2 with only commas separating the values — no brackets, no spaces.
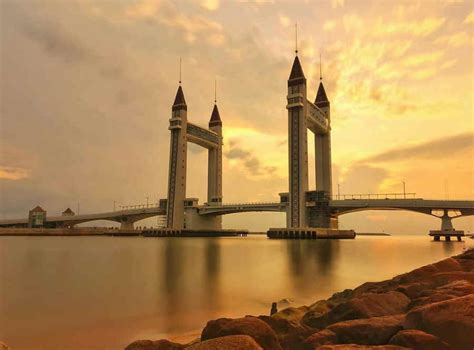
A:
28,206,46,228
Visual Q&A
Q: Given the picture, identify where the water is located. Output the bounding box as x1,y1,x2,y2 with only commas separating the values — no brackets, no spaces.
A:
0,235,471,350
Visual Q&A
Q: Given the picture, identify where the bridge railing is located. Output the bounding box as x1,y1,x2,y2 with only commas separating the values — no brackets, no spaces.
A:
118,203,160,211
206,201,281,207
331,193,417,200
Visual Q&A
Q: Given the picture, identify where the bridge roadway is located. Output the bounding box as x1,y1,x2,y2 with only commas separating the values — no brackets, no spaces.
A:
0,198,472,228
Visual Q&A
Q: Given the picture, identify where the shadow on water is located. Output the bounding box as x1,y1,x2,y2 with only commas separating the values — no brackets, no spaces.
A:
286,239,340,296
441,241,456,255
161,238,221,333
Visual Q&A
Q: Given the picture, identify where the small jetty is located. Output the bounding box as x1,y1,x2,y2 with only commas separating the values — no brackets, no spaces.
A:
429,229,464,241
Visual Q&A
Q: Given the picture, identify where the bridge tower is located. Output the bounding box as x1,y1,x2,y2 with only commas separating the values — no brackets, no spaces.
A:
166,84,188,229
314,76,332,196
287,54,309,228
208,103,223,205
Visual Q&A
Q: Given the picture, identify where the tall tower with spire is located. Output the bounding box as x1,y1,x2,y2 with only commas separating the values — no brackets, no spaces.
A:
208,85,223,205
314,58,332,196
166,83,188,229
287,51,309,228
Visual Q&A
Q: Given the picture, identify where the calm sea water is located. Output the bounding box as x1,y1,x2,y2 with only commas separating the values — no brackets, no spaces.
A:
0,235,472,350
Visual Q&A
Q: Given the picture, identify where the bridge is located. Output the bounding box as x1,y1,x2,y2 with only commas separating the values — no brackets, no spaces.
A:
1,39,472,237
1,197,471,232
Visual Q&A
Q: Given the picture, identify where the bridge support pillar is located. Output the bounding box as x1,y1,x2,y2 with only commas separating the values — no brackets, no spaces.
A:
120,219,135,230
185,207,221,230
440,212,454,231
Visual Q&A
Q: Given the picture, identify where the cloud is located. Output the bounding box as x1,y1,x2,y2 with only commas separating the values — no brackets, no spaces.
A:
339,164,389,194
434,31,470,48
402,51,444,67
331,0,345,9
278,14,291,28
22,21,94,63
125,0,226,46
464,11,474,24
0,166,30,180
225,139,277,176
323,20,336,32
373,17,446,37
362,132,474,163
198,0,220,11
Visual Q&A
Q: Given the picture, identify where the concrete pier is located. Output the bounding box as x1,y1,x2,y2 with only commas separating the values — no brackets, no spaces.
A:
267,227,355,239
429,230,464,242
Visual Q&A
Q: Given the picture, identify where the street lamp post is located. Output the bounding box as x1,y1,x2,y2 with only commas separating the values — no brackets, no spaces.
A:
403,181,406,199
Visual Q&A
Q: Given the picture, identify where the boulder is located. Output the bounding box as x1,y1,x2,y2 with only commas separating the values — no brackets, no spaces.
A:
304,315,404,348
124,339,184,350
258,315,313,350
273,306,309,323
456,248,474,260
395,258,463,284
303,292,409,329
201,316,282,350
0,342,10,350
431,271,474,285
186,335,263,350
388,329,451,350
315,345,409,349
404,294,474,349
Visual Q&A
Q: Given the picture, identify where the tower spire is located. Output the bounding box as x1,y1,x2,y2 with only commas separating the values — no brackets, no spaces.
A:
295,22,298,55
214,79,217,104
319,51,322,81
179,57,182,85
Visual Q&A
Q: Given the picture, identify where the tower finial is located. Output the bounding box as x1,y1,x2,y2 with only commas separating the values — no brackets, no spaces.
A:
179,57,182,85
319,51,322,81
214,79,217,104
295,22,298,55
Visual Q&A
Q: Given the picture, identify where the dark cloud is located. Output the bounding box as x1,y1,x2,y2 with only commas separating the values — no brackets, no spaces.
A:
225,140,276,176
363,132,474,163
22,21,95,63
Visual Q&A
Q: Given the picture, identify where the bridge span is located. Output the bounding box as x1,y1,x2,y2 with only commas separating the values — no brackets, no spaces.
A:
0,198,472,231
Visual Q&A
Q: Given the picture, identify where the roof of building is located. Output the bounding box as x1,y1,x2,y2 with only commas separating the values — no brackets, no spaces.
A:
209,104,222,126
315,81,330,108
30,205,46,213
62,208,75,215
172,85,187,110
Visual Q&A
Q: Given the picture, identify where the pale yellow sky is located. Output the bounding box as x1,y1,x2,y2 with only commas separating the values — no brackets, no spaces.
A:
1,0,473,233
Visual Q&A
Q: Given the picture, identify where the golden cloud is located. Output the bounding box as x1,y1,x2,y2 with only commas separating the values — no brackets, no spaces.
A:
0,166,30,181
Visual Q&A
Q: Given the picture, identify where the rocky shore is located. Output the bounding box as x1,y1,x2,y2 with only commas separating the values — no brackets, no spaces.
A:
126,249,474,350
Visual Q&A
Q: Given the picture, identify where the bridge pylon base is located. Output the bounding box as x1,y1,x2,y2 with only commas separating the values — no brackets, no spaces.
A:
185,207,222,230
267,227,355,239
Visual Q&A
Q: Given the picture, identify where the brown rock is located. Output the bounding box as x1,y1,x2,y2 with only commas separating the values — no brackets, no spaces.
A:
259,315,317,349
201,316,282,350
456,248,474,260
431,271,474,285
304,315,404,348
303,292,409,329
404,294,474,349
124,339,184,350
396,258,463,284
389,329,451,350
273,306,309,323
304,329,338,347
315,345,409,349
0,342,10,350
186,335,263,350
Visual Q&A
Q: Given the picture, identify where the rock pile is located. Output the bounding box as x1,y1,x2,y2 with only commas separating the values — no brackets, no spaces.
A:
126,249,474,350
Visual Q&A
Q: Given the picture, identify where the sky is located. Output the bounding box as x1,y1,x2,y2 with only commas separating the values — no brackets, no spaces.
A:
0,0,473,233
